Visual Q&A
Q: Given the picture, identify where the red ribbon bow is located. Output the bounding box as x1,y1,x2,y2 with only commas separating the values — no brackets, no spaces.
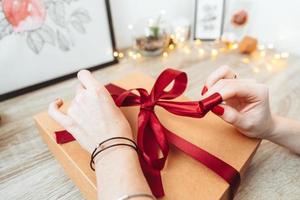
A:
55,68,240,198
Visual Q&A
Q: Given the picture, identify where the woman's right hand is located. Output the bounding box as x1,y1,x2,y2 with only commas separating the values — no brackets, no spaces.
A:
202,66,275,139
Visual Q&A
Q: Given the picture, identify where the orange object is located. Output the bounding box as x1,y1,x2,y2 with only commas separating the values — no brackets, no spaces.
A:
34,72,261,200
239,36,258,54
231,10,248,27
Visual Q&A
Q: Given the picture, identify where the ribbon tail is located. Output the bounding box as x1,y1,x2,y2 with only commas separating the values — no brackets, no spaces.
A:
139,156,165,198
55,130,75,144
166,130,241,198
137,111,166,198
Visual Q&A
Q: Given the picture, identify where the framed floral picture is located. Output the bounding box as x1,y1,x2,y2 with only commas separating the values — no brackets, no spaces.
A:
0,0,117,101
194,0,225,40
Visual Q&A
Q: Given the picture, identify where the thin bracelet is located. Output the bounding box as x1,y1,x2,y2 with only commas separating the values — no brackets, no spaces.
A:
91,137,138,165
91,136,137,159
117,193,156,200
90,137,138,170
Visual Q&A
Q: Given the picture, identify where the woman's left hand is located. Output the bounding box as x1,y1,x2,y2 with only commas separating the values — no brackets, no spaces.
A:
48,70,133,154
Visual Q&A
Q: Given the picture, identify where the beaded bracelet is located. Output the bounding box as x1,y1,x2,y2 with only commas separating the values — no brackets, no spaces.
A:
90,137,138,170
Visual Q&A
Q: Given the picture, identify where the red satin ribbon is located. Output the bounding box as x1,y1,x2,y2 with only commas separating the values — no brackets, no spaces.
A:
55,68,240,198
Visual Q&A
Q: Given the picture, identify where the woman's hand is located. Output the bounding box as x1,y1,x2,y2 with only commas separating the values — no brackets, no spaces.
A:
48,70,132,153
202,65,274,139
49,70,153,199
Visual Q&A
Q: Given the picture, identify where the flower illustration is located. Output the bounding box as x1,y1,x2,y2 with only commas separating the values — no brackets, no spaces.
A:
0,0,91,54
2,0,46,32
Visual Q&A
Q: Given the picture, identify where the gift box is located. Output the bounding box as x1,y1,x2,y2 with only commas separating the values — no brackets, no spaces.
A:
34,69,260,200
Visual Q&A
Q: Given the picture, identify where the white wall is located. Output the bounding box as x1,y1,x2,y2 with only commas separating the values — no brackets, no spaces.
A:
110,0,300,55
246,0,300,54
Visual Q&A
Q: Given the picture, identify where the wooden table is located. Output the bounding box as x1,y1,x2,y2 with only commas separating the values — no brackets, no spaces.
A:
1,43,300,199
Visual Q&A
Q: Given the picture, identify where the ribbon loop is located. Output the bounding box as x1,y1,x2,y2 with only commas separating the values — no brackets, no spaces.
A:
150,68,188,101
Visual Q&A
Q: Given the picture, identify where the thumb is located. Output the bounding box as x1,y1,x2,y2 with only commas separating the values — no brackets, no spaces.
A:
217,104,241,125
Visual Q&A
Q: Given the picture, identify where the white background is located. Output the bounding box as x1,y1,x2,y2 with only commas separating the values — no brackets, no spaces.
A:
110,0,300,55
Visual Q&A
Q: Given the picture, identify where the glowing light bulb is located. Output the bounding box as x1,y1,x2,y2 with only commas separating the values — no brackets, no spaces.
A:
113,51,119,57
163,52,168,57
273,53,281,59
198,48,205,56
128,51,133,57
194,39,202,45
168,44,175,50
228,42,238,50
118,52,124,58
232,43,238,49
260,51,266,57
211,49,218,57
183,46,190,54
242,57,250,64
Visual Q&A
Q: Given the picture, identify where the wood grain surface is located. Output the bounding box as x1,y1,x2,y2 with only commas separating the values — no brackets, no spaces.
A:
1,43,300,199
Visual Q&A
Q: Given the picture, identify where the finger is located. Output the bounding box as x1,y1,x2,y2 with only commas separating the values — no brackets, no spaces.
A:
202,65,237,95
76,83,85,94
77,70,104,91
203,79,261,101
75,86,86,104
48,99,73,127
217,104,241,125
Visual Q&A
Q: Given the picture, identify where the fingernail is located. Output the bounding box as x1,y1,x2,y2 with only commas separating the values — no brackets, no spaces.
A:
201,85,208,95
212,106,224,116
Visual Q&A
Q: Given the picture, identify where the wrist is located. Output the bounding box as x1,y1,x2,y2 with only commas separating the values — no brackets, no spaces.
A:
264,114,280,141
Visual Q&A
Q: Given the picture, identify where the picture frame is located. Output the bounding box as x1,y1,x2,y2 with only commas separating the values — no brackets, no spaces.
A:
194,0,226,41
0,0,117,101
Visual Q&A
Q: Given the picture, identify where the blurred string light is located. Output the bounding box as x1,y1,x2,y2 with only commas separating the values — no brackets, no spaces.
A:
273,53,281,59
227,42,238,50
260,51,266,57
242,57,250,64
211,49,218,58
118,52,124,58
113,51,119,57
194,39,202,46
198,48,205,56
168,44,175,50
112,38,290,71
162,52,168,58
183,46,191,54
